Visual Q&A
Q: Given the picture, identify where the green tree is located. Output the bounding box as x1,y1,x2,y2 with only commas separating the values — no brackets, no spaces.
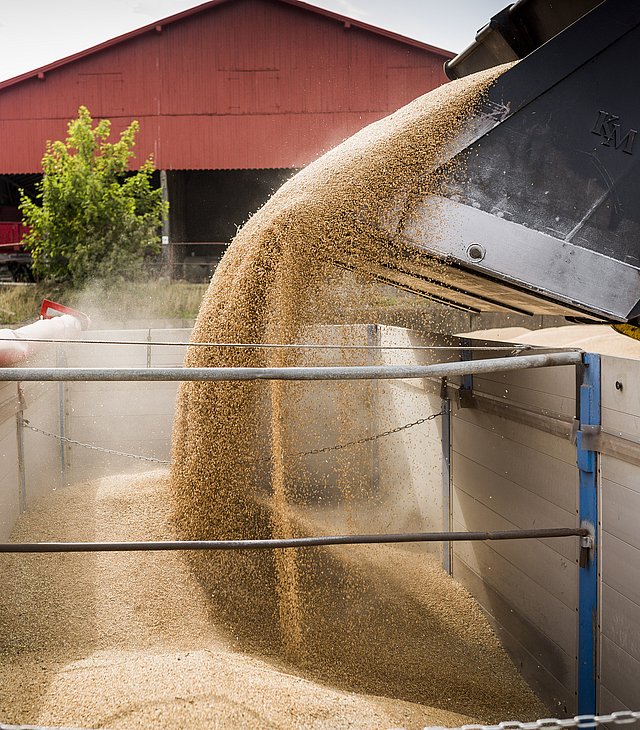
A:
20,106,168,287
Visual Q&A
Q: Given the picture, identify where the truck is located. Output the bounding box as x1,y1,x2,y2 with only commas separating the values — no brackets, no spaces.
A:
0,221,33,282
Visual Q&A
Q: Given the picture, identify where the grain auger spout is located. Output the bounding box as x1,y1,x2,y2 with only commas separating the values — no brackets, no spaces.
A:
379,0,640,326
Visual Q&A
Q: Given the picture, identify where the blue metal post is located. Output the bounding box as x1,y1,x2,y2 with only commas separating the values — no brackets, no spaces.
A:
576,352,600,714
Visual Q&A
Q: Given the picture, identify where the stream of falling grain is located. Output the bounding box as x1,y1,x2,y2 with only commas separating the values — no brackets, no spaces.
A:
270,378,305,659
168,63,544,719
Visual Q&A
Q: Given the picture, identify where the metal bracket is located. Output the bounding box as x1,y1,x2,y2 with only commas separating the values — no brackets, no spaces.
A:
459,385,474,408
571,418,580,445
579,534,594,569
17,383,26,412
579,424,602,452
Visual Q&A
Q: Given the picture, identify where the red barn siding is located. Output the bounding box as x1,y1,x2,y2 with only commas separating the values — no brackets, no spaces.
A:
0,0,451,173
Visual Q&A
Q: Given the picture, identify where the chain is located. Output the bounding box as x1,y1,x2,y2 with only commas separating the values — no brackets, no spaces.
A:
22,412,442,466
420,711,640,730
22,421,171,465
291,411,443,459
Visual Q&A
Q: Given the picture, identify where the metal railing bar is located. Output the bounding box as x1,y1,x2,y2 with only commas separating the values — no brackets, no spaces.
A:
0,351,583,382
0,528,588,553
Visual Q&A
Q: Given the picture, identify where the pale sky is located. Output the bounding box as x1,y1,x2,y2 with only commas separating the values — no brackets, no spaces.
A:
0,0,507,83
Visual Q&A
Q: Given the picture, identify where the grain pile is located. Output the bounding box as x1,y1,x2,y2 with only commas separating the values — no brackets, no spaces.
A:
461,324,640,359
0,472,482,729
168,62,544,723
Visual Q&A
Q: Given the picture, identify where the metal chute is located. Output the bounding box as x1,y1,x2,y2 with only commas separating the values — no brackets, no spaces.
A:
386,0,640,324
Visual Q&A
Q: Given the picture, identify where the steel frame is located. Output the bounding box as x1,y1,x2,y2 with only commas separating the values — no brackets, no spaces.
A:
3,348,598,712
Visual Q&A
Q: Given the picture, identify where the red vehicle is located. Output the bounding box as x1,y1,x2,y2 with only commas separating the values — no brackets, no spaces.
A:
0,222,33,281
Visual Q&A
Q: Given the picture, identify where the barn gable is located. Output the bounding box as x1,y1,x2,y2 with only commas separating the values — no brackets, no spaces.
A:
0,0,452,173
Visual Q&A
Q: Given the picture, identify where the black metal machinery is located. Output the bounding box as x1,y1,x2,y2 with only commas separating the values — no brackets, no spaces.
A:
379,0,640,324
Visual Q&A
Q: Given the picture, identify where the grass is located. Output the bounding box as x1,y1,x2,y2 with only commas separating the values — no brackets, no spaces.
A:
0,279,209,327
0,284,42,325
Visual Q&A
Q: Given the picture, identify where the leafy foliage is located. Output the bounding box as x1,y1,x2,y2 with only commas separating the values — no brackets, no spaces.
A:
20,106,168,287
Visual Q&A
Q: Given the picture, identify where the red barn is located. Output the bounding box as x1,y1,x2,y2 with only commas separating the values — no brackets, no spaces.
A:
0,0,452,277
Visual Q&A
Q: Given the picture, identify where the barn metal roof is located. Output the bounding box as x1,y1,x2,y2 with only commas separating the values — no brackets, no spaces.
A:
0,0,452,91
